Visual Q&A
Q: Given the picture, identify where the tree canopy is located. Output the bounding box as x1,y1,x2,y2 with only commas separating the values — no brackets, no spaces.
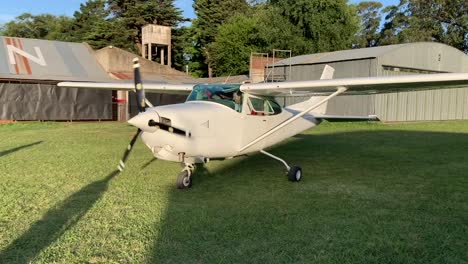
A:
354,1,383,48
269,0,359,53
1,13,74,41
210,6,312,76
191,0,250,77
107,0,186,51
0,0,466,78
380,0,468,52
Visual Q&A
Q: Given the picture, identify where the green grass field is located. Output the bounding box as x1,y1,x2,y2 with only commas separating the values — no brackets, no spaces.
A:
0,121,467,263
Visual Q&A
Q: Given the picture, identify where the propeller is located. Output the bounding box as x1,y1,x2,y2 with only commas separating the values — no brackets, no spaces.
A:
133,58,147,112
117,128,142,172
117,58,147,172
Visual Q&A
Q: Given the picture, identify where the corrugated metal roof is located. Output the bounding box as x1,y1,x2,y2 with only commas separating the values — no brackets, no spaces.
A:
0,37,111,82
271,44,409,66
110,71,197,84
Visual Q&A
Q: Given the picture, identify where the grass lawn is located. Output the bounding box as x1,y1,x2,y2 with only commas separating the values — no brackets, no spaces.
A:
0,121,467,263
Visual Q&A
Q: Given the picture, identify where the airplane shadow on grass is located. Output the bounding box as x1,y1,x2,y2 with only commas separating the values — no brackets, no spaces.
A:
0,170,120,264
0,141,43,158
146,129,468,263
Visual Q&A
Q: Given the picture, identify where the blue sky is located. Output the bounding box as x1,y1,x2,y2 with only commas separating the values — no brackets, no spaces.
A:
0,0,399,24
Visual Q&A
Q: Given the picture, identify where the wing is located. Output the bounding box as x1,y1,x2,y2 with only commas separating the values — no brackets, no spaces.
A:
312,114,379,122
58,81,195,95
240,73,468,96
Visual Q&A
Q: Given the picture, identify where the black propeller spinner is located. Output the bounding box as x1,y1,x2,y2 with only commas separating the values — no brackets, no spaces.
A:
117,58,147,172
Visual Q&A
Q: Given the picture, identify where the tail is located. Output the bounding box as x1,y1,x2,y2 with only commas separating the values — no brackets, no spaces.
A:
286,65,335,113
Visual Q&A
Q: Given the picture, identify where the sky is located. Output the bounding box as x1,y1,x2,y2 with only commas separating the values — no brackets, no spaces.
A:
0,0,399,24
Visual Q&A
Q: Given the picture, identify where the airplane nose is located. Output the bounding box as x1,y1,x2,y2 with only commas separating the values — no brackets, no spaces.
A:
128,110,160,133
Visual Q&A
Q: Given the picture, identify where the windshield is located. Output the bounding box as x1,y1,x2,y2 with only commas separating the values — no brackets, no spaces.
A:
186,84,243,112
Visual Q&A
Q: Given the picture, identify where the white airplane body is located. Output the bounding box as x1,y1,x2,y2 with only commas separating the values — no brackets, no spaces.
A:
133,98,319,163
59,60,468,189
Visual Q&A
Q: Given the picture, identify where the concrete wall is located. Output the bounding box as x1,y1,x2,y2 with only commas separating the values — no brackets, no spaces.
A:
94,46,194,82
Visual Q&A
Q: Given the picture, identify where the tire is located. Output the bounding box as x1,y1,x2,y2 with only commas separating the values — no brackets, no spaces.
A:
176,170,192,189
288,166,302,182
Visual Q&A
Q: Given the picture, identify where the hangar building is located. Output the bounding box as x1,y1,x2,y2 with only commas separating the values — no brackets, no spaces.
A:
0,37,113,121
267,42,468,122
0,36,195,121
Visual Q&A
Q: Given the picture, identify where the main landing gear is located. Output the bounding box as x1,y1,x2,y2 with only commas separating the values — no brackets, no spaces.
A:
260,150,302,182
176,163,195,189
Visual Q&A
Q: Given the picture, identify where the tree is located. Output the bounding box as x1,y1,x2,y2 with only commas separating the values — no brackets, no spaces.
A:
70,0,125,49
1,13,74,41
210,6,312,76
269,0,359,53
380,0,431,45
192,0,250,77
171,26,205,75
354,1,383,48
381,0,467,53
106,0,186,52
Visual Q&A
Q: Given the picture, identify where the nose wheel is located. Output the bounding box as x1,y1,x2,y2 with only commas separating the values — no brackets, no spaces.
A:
176,163,194,189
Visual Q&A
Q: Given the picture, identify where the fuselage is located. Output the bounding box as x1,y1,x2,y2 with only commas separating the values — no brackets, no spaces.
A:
128,86,321,163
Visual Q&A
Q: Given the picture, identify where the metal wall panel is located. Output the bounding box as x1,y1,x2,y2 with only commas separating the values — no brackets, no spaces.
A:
272,42,468,122
379,42,467,73
0,83,112,120
456,89,465,119
464,90,468,119
281,87,468,122
269,59,374,81
405,92,415,121
378,88,468,122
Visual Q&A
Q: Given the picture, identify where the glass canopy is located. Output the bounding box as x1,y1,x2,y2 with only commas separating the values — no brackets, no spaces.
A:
186,84,242,112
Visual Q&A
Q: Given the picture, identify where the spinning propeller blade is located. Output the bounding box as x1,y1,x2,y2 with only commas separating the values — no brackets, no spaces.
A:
133,58,147,113
117,58,149,171
118,129,142,171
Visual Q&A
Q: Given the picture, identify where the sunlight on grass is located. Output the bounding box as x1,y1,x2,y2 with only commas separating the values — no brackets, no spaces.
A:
0,121,467,263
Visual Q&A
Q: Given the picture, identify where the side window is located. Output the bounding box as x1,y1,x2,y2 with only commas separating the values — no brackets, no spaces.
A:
249,97,264,112
268,99,282,115
248,97,282,116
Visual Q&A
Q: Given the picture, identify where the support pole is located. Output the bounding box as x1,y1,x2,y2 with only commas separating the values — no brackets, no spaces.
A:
168,45,172,68
260,150,290,171
161,48,165,65
148,43,152,61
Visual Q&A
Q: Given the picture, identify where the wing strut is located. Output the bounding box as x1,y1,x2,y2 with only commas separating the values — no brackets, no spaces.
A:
239,87,348,152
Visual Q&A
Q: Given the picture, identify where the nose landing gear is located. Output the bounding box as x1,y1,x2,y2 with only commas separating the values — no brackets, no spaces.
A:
176,163,195,189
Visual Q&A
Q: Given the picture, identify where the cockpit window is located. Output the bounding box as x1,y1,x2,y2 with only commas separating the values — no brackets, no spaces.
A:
186,84,243,112
247,96,282,116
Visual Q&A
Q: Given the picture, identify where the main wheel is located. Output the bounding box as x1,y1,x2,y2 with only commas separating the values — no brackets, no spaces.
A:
288,166,302,182
176,170,192,189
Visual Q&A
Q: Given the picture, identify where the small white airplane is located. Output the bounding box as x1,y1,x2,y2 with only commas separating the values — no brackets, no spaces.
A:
59,59,468,189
